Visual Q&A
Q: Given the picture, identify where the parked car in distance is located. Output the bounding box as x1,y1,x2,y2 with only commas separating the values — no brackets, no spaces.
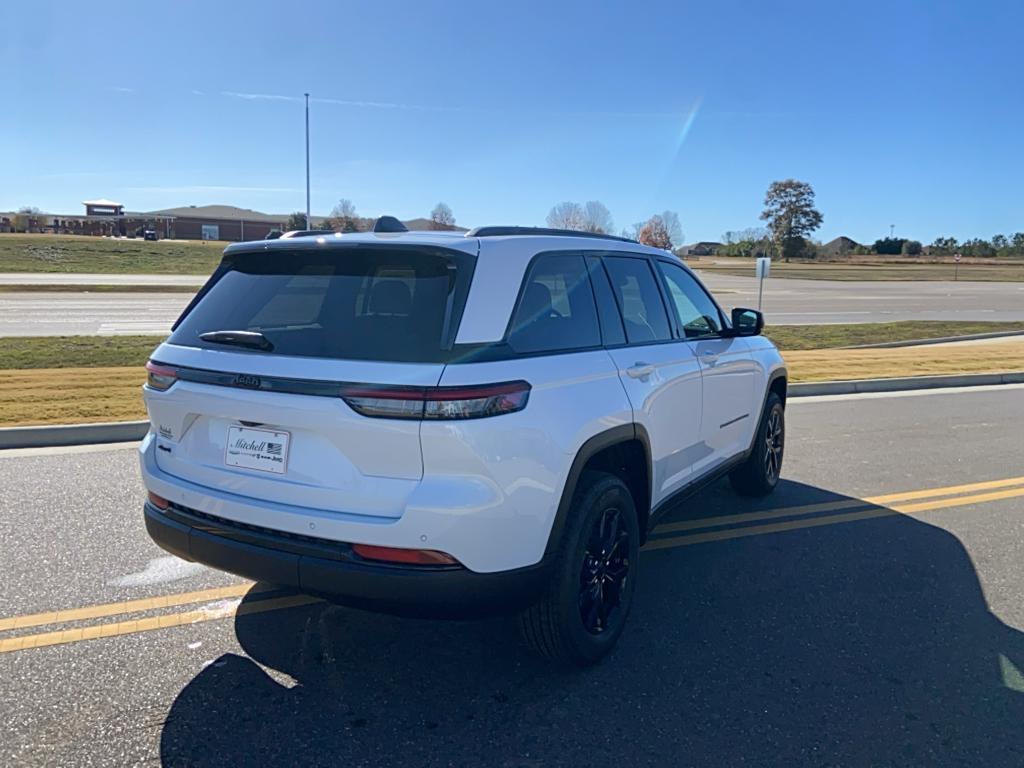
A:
143,230,158,241
139,222,787,666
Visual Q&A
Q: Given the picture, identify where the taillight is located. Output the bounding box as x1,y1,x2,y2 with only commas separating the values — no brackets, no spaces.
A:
340,380,530,420
145,360,178,391
351,543,459,566
147,491,170,510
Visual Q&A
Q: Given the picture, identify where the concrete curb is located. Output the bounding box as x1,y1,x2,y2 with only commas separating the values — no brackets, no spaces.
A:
790,371,1024,397
2,371,1022,449
0,420,149,450
842,330,1024,349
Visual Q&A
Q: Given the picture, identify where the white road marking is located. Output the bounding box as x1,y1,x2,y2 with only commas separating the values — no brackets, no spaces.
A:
109,556,207,587
793,382,1024,404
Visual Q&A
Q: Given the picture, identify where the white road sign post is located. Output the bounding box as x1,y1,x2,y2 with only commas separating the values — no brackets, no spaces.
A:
954,252,961,282
756,256,771,311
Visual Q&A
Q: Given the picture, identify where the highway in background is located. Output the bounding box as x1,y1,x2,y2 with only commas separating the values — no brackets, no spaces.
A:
2,385,1023,765
0,273,1023,336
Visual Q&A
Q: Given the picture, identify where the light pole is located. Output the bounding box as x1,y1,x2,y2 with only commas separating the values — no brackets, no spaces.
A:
889,223,894,239
305,93,311,230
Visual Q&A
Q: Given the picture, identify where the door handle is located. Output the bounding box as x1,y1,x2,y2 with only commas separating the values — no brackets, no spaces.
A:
699,349,720,363
626,362,655,379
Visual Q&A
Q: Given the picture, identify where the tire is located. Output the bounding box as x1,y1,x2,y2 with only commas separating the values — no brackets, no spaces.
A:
729,392,785,497
518,471,640,667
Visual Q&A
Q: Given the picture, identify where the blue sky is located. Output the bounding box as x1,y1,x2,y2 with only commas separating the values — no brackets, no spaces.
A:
4,0,1022,244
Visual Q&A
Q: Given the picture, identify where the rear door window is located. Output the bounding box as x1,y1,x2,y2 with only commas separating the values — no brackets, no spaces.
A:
506,253,601,354
169,247,473,363
602,256,672,344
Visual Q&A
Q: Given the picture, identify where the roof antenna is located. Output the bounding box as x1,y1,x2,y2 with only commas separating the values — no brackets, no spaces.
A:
373,215,408,233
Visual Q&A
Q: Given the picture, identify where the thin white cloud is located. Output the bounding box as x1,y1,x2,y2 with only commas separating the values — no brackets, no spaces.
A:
191,89,206,96
124,185,295,194
106,86,134,93
221,90,474,112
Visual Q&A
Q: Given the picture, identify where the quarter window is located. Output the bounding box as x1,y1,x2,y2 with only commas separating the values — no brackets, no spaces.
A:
603,256,672,344
657,261,723,339
506,253,601,354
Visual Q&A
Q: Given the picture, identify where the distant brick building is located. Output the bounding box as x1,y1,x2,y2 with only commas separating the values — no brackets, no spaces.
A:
150,205,290,241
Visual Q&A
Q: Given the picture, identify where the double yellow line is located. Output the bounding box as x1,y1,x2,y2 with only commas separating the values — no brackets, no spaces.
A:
3,474,1024,655
643,475,1024,550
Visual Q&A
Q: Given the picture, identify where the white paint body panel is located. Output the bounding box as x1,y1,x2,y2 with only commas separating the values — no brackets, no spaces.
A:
605,342,703,505
139,232,785,576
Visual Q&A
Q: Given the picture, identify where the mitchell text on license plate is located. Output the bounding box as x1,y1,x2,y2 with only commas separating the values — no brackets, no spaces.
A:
224,426,290,474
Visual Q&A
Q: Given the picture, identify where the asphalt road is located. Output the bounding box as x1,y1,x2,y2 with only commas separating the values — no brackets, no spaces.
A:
1,273,1023,336
2,384,1024,766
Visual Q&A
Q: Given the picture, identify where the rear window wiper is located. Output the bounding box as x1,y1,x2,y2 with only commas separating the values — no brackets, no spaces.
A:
198,330,274,352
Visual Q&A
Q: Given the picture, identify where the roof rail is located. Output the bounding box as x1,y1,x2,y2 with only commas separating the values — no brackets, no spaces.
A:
373,215,408,233
465,226,636,243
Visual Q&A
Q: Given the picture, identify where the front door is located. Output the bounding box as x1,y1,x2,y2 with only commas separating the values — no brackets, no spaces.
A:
655,260,757,475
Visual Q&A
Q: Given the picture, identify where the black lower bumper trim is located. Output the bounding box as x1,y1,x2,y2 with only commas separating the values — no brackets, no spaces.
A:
144,503,548,619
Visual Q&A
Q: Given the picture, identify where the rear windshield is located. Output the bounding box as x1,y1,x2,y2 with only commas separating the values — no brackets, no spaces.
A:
169,247,474,363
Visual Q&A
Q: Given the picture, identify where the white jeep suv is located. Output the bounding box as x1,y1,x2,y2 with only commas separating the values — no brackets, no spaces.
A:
140,220,787,665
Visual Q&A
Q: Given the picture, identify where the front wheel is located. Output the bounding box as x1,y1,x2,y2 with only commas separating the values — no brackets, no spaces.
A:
729,392,785,497
518,471,639,667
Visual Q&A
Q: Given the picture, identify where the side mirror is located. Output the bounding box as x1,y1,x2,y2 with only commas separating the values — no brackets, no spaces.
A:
730,307,764,336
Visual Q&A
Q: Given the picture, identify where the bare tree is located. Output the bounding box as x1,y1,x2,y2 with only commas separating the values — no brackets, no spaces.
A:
722,227,768,244
331,199,360,232
546,202,586,231
430,202,456,230
581,201,614,234
659,210,683,247
621,222,645,241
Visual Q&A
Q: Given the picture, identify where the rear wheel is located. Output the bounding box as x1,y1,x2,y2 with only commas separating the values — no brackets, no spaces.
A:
729,392,785,497
518,472,639,667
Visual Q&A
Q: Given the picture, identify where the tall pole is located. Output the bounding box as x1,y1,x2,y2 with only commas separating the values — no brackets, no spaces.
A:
304,93,311,229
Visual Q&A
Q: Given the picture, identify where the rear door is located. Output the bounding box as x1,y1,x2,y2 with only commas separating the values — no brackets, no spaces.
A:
655,259,757,472
597,253,703,506
144,244,474,520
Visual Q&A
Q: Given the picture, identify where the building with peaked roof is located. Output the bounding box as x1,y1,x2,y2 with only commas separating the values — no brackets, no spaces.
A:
822,236,860,256
148,205,290,241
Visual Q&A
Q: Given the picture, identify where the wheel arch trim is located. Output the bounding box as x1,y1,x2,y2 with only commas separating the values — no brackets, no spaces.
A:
543,424,652,559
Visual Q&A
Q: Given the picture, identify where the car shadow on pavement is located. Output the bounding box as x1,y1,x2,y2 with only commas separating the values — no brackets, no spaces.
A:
160,479,1024,767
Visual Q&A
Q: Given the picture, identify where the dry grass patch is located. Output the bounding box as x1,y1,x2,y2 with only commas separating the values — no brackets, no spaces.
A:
785,341,1024,382
0,367,145,426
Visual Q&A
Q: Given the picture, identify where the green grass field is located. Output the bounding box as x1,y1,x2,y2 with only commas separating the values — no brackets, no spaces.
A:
0,335,163,369
0,233,223,275
693,259,1024,282
763,321,1024,350
0,284,198,293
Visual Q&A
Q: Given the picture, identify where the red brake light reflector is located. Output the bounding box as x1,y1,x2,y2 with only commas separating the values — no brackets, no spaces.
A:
147,491,170,510
145,360,178,391
351,544,459,566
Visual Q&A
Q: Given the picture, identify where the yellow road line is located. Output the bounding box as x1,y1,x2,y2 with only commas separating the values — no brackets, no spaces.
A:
0,582,257,633
3,474,1023,654
643,485,1024,551
651,475,1024,535
0,593,320,654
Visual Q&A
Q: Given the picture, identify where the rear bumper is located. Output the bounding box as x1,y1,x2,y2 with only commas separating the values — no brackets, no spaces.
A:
144,501,549,619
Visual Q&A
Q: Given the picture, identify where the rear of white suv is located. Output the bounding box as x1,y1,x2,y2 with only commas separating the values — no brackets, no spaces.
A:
140,225,787,665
